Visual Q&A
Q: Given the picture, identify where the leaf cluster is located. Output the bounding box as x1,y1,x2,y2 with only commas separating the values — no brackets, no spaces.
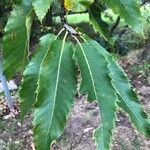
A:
2,0,150,150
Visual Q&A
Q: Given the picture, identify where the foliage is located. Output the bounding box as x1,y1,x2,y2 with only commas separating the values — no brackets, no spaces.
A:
3,0,33,79
2,0,150,150
0,0,20,34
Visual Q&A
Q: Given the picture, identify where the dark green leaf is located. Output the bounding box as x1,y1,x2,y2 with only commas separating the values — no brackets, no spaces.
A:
33,36,77,150
89,2,110,42
19,34,56,117
3,0,33,79
103,0,142,32
74,37,117,150
32,0,53,22
87,37,150,137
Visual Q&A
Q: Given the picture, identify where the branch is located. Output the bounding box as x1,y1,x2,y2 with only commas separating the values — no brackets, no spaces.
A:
109,16,120,37
60,0,66,24
141,0,150,6
53,10,88,17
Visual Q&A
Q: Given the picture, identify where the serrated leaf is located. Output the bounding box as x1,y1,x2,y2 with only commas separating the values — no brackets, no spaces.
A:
2,0,33,79
33,36,76,150
19,34,56,118
74,38,117,150
86,37,150,137
103,0,142,32
32,0,53,22
89,2,110,42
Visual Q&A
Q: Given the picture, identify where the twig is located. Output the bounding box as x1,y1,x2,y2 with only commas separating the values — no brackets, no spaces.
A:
141,0,150,6
64,24,81,35
53,10,88,17
109,16,120,37
60,0,67,24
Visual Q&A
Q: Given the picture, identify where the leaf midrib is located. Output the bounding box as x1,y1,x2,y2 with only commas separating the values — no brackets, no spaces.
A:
119,0,135,20
107,0,137,24
90,41,145,133
77,43,98,101
43,35,67,150
75,41,107,146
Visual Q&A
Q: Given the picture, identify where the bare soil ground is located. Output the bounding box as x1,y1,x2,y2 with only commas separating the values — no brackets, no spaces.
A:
0,50,150,150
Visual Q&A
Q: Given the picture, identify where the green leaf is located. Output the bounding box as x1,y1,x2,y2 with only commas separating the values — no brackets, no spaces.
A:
19,34,56,118
32,0,53,22
103,0,142,32
74,38,117,150
69,0,94,12
86,37,150,137
33,36,77,150
2,0,33,79
89,2,110,42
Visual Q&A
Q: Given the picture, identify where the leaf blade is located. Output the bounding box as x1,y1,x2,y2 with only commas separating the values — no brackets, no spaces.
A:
89,2,110,42
103,0,142,32
32,0,53,22
33,37,76,150
2,0,33,79
19,34,56,117
87,37,150,137
74,39,117,150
